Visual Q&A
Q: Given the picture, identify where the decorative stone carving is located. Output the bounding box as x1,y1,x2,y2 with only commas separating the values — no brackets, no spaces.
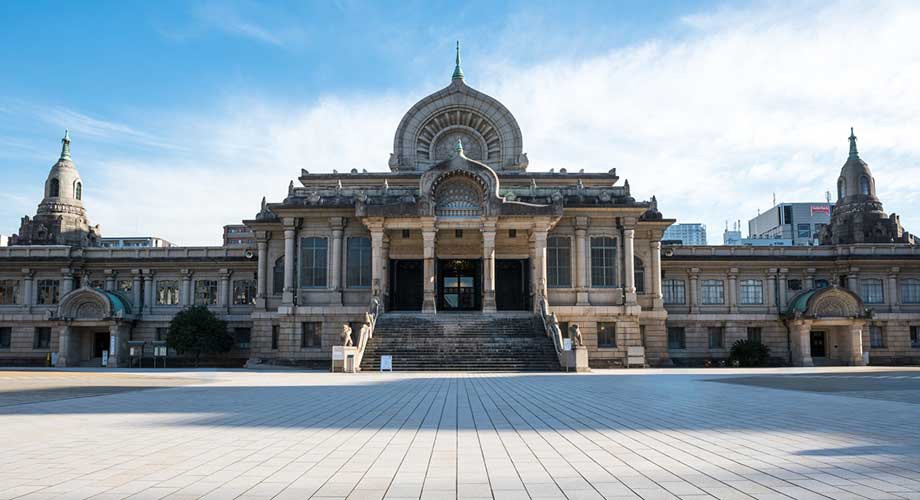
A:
435,177,483,217
569,324,584,347
75,301,104,319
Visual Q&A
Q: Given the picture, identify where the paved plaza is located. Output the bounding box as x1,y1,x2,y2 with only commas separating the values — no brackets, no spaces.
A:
1,368,919,500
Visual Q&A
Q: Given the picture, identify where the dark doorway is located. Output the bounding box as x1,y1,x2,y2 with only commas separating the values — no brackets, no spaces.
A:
390,260,423,311
437,259,481,311
93,332,110,358
810,331,826,357
496,259,529,311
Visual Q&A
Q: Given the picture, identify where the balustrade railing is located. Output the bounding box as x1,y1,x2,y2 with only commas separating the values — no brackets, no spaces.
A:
353,297,381,370
537,298,567,367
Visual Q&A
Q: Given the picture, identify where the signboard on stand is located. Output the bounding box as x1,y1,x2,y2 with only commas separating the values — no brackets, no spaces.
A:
101,350,109,367
380,355,393,371
563,338,572,351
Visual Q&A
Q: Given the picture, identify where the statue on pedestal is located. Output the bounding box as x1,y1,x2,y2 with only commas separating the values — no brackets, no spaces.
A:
569,324,584,347
341,324,353,347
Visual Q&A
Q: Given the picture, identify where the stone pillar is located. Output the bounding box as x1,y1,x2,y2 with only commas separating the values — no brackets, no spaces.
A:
56,325,74,367
330,217,345,305
778,269,788,311
531,227,548,312
60,268,74,298
766,269,777,314
104,269,115,292
21,269,34,310
255,237,268,309
218,269,231,312
574,216,590,306
482,220,497,312
180,269,192,306
282,226,296,305
650,240,663,309
790,321,814,367
143,271,155,314
848,323,867,366
728,269,738,313
888,267,900,313
107,324,127,368
131,270,142,308
689,269,699,314
370,225,385,301
381,234,390,308
422,222,437,313
847,267,860,294
623,228,636,305
805,268,815,290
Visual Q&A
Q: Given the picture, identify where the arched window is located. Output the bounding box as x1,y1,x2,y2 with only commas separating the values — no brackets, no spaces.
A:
435,177,482,217
346,237,371,288
75,182,82,200
837,178,846,199
300,237,328,288
272,257,285,295
49,178,60,197
859,176,870,195
590,236,617,288
634,256,645,294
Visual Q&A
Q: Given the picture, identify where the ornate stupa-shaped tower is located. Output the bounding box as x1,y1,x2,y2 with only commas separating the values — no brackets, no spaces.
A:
11,131,101,246
820,128,914,245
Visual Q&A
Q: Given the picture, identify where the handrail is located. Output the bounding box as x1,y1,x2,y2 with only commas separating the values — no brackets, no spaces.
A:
537,298,567,367
353,297,381,371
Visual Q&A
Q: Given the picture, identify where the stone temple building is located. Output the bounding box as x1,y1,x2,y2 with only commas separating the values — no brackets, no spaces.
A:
1,49,919,369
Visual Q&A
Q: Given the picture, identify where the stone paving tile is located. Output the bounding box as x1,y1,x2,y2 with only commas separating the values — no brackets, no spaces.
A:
0,368,919,499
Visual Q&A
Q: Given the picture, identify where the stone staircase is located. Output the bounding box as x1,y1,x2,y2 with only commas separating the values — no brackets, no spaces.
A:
360,312,560,372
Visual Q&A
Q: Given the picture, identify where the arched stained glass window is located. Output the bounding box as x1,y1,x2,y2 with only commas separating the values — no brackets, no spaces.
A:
49,178,60,197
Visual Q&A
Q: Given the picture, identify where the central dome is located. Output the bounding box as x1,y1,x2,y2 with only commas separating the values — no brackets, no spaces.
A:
389,44,526,172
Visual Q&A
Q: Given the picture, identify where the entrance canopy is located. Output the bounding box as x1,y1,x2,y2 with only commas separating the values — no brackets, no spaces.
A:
57,286,133,321
785,285,868,320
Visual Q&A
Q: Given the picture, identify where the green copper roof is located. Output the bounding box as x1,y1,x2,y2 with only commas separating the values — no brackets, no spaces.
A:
848,127,859,159
101,289,132,315
787,289,818,315
452,41,464,80
60,129,71,160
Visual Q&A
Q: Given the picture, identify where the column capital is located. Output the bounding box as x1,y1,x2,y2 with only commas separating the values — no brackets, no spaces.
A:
218,268,232,279
329,216,346,231
889,266,901,274
574,216,590,231
180,268,193,278
21,268,34,278
282,217,301,229
254,230,271,242
623,228,635,237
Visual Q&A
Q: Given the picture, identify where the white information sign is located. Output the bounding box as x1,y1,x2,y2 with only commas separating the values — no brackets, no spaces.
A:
562,338,573,351
110,335,116,354
380,355,393,371
101,350,109,367
332,346,345,361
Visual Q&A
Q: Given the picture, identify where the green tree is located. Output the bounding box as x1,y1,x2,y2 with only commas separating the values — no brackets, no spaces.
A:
729,339,771,367
167,306,233,367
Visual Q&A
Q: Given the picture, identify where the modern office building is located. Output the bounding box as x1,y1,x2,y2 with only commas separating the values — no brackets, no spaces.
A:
223,224,255,247
663,223,707,245
99,237,172,249
748,202,833,246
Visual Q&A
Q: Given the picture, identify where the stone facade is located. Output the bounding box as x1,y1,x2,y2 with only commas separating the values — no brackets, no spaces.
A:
0,55,918,369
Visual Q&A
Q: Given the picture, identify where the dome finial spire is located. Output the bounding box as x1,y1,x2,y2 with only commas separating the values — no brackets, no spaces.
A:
452,40,464,81
60,130,71,160
455,139,464,155
848,127,859,159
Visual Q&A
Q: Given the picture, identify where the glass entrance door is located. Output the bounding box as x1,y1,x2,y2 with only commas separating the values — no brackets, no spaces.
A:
438,259,481,311
810,331,826,357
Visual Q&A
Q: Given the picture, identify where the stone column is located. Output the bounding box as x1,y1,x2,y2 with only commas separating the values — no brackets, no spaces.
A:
131,270,142,308
847,267,860,294
218,269,231,312
728,269,738,313
623,228,636,305
481,220,497,312
689,269,699,314
766,269,777,314
104,269,115,292
143,271,154,315
57,326,76,367
370,225,385,301
888,267,900,313
329,217,345,305
282,227,296,305
849,323,866,366
778,269,788,311
574,216,590,306
805,268,815,290
531,227,548,312
422,222,437,313
650,240,663,309
60,268,74,298
108,324,128,368
21,269,34,311
790,321,814,367
381,234,390,308
254,232,268,309
180,269,192,306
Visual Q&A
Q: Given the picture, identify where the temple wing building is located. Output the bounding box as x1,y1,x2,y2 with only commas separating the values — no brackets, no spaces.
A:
0,48,918,369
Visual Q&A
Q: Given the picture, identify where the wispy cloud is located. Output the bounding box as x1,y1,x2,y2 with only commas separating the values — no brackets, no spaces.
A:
191,1,306,48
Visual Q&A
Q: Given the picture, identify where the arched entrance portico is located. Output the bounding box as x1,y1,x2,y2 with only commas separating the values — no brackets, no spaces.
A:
55,286,134,367
784,286,870,366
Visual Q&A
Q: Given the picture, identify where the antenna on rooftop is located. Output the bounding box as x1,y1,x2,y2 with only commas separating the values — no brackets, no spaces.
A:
825,190,832,204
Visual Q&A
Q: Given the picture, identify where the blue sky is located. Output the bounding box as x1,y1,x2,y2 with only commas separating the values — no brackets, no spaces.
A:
2,0,918,245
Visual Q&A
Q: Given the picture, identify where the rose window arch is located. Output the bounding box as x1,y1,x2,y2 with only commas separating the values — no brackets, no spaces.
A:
435,176,483,217
416,107,502,163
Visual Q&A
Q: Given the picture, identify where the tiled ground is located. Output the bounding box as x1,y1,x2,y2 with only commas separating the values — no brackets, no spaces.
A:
0,367,919,500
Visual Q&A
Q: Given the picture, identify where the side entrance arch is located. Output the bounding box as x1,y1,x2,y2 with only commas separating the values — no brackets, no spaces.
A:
784,286,870,366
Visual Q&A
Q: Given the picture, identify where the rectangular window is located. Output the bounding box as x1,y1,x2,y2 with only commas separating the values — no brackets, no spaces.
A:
271,325,279,350
861,279,885,304
0,280,19,305
156,280,180,305
508,229,517,238
667,327,685,350
194,280,218,305
402,229,411,239
346,237,372,288
232,280,256,305
911,326,920,348
901,280,920,304
455,229,463,238
815,279,830,289
663,279,686,305
708,326,724,349
273,257,285,296
117,279,133,294
787,279,803,291
701,280,724,305
156,327,168,342
747,327,762,343
739,279,764,305
234,327,251,349
37,280,60,305
590,237,617,287
300,237,328,288
558,321,570,339
639,325,646,347
597,322,616,348
301,322,321,348
797,223,811,239
0,327,11,348
547,236,572,288
33,327,51,350
90,279,105,289
869,326,885,348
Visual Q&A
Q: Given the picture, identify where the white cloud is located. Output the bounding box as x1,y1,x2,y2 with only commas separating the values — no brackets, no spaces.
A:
24,0,920,245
